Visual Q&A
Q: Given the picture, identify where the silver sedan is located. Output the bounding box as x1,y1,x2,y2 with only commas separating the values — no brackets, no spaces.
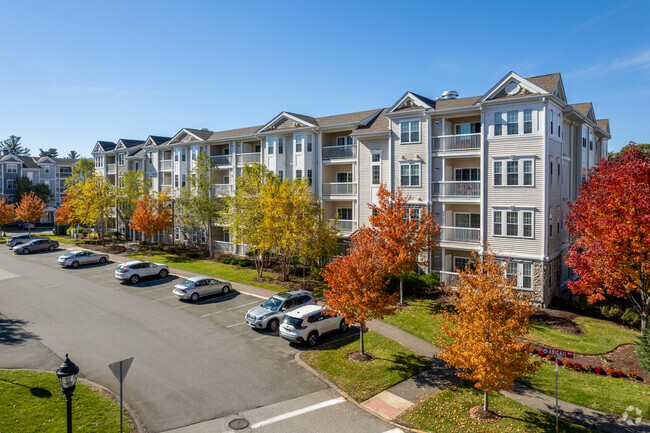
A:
58,250,109,268
173,276,232,302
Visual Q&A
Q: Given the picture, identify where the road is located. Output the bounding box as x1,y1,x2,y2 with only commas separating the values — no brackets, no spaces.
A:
0,242,401,433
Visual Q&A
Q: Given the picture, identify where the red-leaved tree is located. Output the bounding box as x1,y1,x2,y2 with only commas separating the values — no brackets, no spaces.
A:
0,196,15,236
565,146,650,331
129,192,173,255
15,191,45,234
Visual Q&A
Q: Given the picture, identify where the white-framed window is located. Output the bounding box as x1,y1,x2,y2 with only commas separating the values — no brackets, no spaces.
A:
524,109,533,134
44,166,50,174
549,109,554,134
278,170,284,181
278,138,284,154
371,152,381,185
582,126,588,148
549,207,553,237
268,139,274,155
7,163,17,173
455,168,480,181
118,153,125,165
181,148,186,162
507,111,518,135
400,120,420,143
400,163,421,187
410,207,420,222
523,212,533,237
337,208,353,220
522,263,532,289
181,174,186,188
523,160,533,185
507,161,518,185
506,262,518,282
493,208,534,238
307,135,313,152
589,131,594,150
147,152,152,164
454,256,471,272
336,136,353,146
504,262,533,289
94,157,103,168
493,161,502,185
455,213,480,228
134,162,139,171
174,149,179,161
455,122,481,134
7,179,14,189
307,169,312,186
337,172,352,183
223,230,230,243
557,113,561,137
494,158,534,186
200,228,206,244
494,112,503,136
191,148,197,161
174,174,179,188
295,135,303,153
296,169,302,180
493,211,502,235
175,226,180,241
507,211,518,236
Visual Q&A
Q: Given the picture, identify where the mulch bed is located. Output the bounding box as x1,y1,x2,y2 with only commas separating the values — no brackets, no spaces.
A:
347,351,375,363
531,309,582,335
468,406,501,422
76,243,126,254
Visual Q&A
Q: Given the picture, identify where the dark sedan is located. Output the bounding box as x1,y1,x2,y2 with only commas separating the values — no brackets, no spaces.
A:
13,238,59,254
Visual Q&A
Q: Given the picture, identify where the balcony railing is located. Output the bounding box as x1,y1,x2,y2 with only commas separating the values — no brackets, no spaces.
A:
107,163,116,174
432,133,481,152
210,184,233,196
440,226,480,244
211,241,250,256
159,160,172,170
237,152,261,165
333,219,357,233
322,145,357,160
211,155,233,166
432,181,480,197
322,182,357,196
438,271,460,286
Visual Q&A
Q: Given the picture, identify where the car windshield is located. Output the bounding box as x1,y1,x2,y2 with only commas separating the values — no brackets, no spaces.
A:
62,252,75,257
261,297,283,311
177,280,195,288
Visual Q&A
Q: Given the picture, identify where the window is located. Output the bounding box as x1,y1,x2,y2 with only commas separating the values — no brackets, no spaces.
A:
523,212,532,237
494,112,503,136
524,109,532,134
278,138,284,154
372,153,381,163
174,150,179,161
44,166,50,174
181,149,186,162
295,135,303,153
337,208,352,220
7,179,14,189
337,172,352,182
557,114,561,137
296,169,302,180
191,149,196,161
7,164,17,173
493,211,502,235
118,153,125,165
522,263,532,289
336,136,353,146
455,168,480,181
181,174,186,187
147,152,152,164
94,157,103,168
507,212,518,236
268,139,274,155
400,163,420,186
410,208,420,222
507,111,518,135
307,169,312,186
550,109,554,134
582,127,587,148
507,161,518,185
455,213,480,228
549,161,553,186
454,257,470,272
223,175,230,185
224,230,230,243
224,147,230,155
372,165,380,184
307,135,313,152
455,122,481,134
278,170,284,181
200,228,206,244
494,161,502,186
506,262,518,282
549,207,553,237
174,227,180,241
589,131,594,150
400,120,420,143
174,174,179,188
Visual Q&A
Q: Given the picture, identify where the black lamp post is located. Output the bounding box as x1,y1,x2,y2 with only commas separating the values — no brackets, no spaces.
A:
56,354,79,433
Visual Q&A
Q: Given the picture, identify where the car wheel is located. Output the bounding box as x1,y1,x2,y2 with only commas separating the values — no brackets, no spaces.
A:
190,292,199,302
339,320,348,333
71,261,80,268
222,285,231,295
158,269,168,278
307,332,319,347
48,245,55,251
267,319,279,332
129,275,140,284
23,249,30,255
99,257,107,264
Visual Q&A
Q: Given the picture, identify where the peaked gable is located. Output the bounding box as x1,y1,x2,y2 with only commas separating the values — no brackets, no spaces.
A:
93,141,116,153
571,103,596,123
479,71,550,103
1,154,23,163
388,91,435,114
144,135,171,147
36,156,56,164
257,112,317,134
167,128,209,145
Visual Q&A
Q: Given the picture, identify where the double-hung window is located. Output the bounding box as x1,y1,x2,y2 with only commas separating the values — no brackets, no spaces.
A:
522,263,532,289
268,139,274,155
278,138,284,154
307,135,313,152
494,112,503,136
589,131,594,150
296,169,303,180
506,211,518,236
400,120,420,143
557,114,561,137
494,209,534,238
550,109,554,134
400,163,420,187
7,164,17,173
524,109,533,134
507,111,518,135
337,208,352,220
278,170,284,181
295,135,303,153
507,161,518,185
523,212,533,237
455,168,479,182
307,169,312,186
493,161,502,185
7,179,14,189
371,152,381,185
523,160,533,185
118,153,125,166
506,262,518,282
181,149,186,162
495,159,533,186
582,127,588,148
493,211,502,235
336,136,353,146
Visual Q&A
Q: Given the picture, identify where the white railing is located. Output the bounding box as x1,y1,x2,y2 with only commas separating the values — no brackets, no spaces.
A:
211,155,233,166
235,244,250,255
440,226,480,244
107,163,116,174
159,160,172,170
432,133,481,152
438,271,460,286
432,181,480,197
210,184,233,196
237,152,261,165
212,240,233,252
322,145,357,159
332,219,357,233
160,179,172,187
322,182,357,196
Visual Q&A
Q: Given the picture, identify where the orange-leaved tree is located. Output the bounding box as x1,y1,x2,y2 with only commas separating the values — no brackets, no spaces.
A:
565,146,650,332
0,196,15,236
322,227,397,355
129,191,173,255
368,184,440,304
15,191,46,234
54,194,81,227
437,247,540,414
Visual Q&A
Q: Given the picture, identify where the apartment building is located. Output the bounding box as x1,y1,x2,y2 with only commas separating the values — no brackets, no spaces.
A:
91,71,610,304
0,148,77,221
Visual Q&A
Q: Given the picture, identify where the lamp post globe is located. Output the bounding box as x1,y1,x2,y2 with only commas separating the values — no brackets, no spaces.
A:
55,354,79,433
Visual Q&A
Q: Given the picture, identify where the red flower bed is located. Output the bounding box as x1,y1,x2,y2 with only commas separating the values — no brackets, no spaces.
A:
594,366,605,375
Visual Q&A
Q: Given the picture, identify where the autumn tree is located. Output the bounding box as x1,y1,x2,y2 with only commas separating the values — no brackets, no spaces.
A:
15,191,46,234
297,213,340,282
322,228,397,355
129,191,173,255
566,147,650,332
0,196,15,236
368,184,440,304
70,174,116,244
437,248,540,414
2,135,30,156
116,170,150,239
224,163,277,277
54,194,80,227
608,141,650,159
65,158,95,188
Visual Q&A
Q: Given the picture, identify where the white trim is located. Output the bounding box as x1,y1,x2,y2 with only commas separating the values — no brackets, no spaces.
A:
478,71,549,103
492,207,535,239
387,91,434,114
256,112,317,134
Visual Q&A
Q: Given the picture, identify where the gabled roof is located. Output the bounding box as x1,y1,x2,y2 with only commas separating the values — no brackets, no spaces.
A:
144,135,171,147
434,95,481,110
388,91,435,114
18,156,39,169
167,128,213,145
596,119,610,134
128,148,146,158
479,71,552,103
53,158,78,165
115,139,145,150
351,108,390,136
36,156,56,164
570,103,596,122
208,125,262,142
184,128,214,141
93,141,116,153
256,112,318,134
527,73,561,93
0,154,24,163
315,108,383,127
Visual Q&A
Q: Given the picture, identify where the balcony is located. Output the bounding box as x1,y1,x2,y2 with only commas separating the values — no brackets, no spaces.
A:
237,152,261,165
438,271,460,286
210,184,233,196
432,181,480,198
107,163,116,174
57,169,72,177
322,182,357,196
322,145,357,160
333,219,357,234
159,160,173,171
439,226,480,244
432,133,481,152
211,241,251,256
211,155,233,166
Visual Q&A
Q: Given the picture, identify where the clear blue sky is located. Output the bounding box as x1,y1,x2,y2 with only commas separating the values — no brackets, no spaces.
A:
1,0,648,157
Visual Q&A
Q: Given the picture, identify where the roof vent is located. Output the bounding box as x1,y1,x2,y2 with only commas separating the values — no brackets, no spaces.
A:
441,90,459,100
199,128,209,131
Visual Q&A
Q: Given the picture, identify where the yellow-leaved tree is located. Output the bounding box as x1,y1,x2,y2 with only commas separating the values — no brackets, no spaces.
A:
437,247,540,415
71,174,116,244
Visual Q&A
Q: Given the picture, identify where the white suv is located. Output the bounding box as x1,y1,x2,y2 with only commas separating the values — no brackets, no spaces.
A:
280,304,348,347
115,260,169,284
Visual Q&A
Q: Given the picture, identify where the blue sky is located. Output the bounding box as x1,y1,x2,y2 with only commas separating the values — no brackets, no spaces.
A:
1,0,648,157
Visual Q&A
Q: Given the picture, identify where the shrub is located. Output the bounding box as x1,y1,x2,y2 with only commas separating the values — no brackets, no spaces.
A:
621,309,641,328
636,330,650,373
187,251,200,259
138,240,148,246
220,256,235,264
628,371,638,380
555,359,562,365
600,305,624,321
562,360,573,368
237,259,251,267
573,363,583,371
572,295,591,311
594,366,605,375
420,271,440,288
615,370,625,378
546,355,555,361
584,364,593,372
605,368,615,376
537,350,545,357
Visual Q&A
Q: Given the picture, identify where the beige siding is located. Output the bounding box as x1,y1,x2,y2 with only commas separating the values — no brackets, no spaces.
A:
357,137,389,226
391,115,429,201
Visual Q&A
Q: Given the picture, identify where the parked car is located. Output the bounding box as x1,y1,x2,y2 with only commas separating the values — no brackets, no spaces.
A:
58,250,109,268
13,238,59,255
280,304,348,347
172,276,232,302
18,221,36,230
114,260,169,284
6,234,44,247
245,290,316,332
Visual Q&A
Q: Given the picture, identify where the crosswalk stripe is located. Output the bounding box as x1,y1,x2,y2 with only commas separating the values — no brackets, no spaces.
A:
250,397,345,429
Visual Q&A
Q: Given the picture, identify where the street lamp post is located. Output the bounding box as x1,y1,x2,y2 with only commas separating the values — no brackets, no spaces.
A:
56,354,79,433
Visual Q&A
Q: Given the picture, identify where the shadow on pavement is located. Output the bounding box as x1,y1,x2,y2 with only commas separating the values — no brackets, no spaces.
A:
0,316,34,345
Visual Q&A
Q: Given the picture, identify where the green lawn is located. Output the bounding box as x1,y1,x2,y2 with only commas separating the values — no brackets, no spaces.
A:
526,316,639,354
398,380,596,433
127,252,286,292
0,369,133,432
301,331,431,402
382,298,449,345
518,362,650,416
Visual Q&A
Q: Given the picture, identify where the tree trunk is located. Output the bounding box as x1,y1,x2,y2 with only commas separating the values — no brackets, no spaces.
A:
207,220,213,257
483,391,489,412
149,234,153,256
399,276,404,304
360,327,365,355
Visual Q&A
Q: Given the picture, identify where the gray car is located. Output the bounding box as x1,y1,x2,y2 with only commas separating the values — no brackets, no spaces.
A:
6,234,44,247
58,250,109,268
245,290,316,332
172,276,232,302
13,238,59,254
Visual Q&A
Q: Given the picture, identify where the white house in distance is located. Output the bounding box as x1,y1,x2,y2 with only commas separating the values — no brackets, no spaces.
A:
91,71,610,305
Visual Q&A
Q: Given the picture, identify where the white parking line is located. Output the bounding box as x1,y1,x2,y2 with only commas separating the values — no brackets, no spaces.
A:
133,286,170,295
200,300,260,318
250,397,345,429
153,296,177,302
226,321,246,328
252,335,269,341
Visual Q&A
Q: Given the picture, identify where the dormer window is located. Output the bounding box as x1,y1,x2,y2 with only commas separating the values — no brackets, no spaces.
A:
400,120,420,143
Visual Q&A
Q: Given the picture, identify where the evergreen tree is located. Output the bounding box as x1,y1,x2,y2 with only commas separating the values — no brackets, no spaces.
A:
2,135,30,156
